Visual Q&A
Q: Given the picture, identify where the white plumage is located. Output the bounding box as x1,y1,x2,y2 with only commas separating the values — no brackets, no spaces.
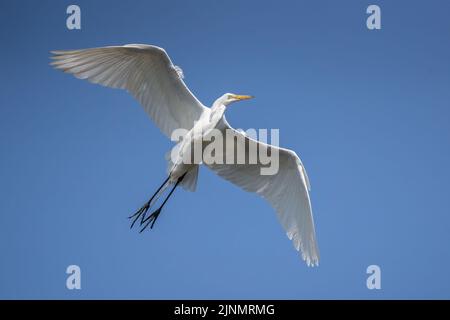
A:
51,44,319,266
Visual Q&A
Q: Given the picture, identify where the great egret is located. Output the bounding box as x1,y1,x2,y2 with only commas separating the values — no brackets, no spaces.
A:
51,44,319,266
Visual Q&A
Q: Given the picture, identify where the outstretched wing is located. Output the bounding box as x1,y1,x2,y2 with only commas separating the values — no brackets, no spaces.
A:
205,116,319,266
51,44,207,137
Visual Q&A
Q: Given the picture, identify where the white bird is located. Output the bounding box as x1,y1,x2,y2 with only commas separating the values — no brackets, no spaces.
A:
51,44,319,266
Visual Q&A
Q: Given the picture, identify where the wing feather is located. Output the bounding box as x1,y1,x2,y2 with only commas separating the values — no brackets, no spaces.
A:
206,116,319,266
51,44,207,137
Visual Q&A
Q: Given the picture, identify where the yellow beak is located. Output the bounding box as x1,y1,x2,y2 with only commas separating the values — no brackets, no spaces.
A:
232,94,254,101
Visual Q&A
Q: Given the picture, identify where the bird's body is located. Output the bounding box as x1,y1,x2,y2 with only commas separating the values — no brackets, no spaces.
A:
51,44,320,266
168,96,229,183
171,103,216,178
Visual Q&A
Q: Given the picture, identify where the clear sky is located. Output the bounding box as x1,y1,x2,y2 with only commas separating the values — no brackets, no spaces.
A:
1,0,450,299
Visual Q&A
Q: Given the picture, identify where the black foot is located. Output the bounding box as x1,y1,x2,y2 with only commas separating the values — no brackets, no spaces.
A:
139,207,162,233
129,200,151,230
128,173,184,232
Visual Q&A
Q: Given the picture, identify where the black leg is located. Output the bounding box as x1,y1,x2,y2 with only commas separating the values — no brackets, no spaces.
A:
139,173,186,233
129,176,170,229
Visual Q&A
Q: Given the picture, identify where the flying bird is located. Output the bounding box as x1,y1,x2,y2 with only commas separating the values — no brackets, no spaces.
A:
51,44,319,266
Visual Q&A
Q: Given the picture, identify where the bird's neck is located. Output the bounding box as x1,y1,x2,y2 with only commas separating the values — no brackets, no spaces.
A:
210,102,226,116
209,103,226,124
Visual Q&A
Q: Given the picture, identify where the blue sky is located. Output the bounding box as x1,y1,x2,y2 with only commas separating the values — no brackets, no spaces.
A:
1,0,450,299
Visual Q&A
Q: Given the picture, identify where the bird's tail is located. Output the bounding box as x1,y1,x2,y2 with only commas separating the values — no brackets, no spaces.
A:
180,165,199,192
165,143,199,192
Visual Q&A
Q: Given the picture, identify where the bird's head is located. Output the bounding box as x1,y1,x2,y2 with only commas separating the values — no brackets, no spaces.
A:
218,93,254,106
